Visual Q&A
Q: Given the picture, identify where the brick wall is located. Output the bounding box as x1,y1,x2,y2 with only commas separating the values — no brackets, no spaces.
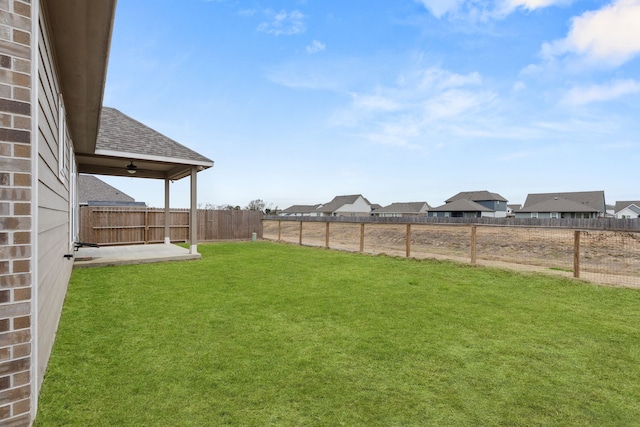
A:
0,0,33,425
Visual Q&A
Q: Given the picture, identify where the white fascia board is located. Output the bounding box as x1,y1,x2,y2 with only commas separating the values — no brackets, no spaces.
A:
94,148,214,167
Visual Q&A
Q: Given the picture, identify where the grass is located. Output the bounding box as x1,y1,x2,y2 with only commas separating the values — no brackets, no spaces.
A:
35,241,640,426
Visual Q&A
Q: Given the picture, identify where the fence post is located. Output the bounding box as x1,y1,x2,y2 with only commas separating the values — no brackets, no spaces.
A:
359,223,365,252
144,209,149,244
299,221,303,245
470,225,477,264
406,224,411,258
278,220,281,242
325,222,330,248
574,230,580,278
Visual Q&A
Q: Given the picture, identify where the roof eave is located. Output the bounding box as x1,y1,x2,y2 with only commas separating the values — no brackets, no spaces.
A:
46,0,117,154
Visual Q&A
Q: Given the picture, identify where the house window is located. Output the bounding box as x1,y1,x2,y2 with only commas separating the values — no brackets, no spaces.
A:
551,212,558,219
58,94,68,181
531,212,538,218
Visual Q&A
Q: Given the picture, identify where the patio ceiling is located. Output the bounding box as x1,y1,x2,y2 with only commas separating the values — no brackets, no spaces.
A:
76,107,214,180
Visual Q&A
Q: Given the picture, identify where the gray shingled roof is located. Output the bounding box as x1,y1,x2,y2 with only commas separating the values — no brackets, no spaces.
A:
522,191,605,213
518,197,598,213
281,204,321,214
97,107,213,164
316,194,373,213
446,190,507,203
375,202,430,214
614,201,640,213
79,174,137,204
430,199,492,212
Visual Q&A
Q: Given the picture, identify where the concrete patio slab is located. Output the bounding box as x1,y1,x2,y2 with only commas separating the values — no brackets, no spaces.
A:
73,243,201,268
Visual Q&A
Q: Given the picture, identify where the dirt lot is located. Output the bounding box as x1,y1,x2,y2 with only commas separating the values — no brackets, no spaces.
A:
263,220,640,288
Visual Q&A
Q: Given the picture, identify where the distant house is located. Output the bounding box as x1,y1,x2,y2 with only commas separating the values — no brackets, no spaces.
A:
373,202,430,218
430,190,508,218
79,174,146,207
515,191,606,219
614,201,640,219
507,204,521,217
315,194,374,217
279,204,322,217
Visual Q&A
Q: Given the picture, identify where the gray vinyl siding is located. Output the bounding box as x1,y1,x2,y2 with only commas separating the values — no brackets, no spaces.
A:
36,8,74,390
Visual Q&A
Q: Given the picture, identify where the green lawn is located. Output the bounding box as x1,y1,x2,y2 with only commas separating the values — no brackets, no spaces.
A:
35,242,640,426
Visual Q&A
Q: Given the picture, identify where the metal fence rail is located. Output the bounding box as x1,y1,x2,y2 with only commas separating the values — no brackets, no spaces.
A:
262,218,640,288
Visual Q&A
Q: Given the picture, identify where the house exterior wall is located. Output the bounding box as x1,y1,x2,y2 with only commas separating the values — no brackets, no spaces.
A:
0,1,35,425
616,206,640,219
36,3,75,403
334,197,371,217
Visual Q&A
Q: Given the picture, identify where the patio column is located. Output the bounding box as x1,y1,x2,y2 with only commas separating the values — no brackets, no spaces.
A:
164,177,171,244
190,165,198,254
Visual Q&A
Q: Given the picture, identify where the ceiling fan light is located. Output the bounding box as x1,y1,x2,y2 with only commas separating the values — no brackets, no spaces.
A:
126,161,137,174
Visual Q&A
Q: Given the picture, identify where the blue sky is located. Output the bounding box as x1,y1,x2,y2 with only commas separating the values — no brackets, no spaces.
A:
101,0,640,210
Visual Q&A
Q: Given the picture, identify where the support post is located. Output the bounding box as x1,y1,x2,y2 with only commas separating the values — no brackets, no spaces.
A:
278,220,281,241
189,166,198,254
359,223,365,252
470,225,477,264
406,223,411,258
299,221,303,245
573,230,580,278
164,178,170,244
325,222,330,248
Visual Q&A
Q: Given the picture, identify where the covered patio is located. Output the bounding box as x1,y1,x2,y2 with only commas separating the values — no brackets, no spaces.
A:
76,107,214,256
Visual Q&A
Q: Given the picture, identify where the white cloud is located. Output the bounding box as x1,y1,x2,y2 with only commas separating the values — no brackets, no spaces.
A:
416,0,568,20
542,0,640,67
562,79,640,105
415,0,464,18
502,0,570,11
332,66,496,147
257,10,306,36
306,40,326,54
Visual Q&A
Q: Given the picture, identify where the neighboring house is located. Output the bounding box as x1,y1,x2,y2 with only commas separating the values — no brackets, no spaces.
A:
79,174,146,207
315,194,374,217
614,201,640,219
507,204,521,217
278,204,321,217
0,3,213,425
515,191,606,219
430,190,508,218
373,202,431,218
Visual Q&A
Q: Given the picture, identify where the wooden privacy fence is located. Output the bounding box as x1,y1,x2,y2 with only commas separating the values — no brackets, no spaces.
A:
263,217,640,288
79,206,263,245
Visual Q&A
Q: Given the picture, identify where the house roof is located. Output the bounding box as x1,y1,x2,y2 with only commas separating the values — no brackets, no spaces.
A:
375,202,430,214
517,197,598,213
614,201,640,213
446,190,507,203
78,174,136,204
76,107,214,180
522,191,605,213
316,194,372,213
430,199,492,212
45,0,117,154
281,204,321,214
